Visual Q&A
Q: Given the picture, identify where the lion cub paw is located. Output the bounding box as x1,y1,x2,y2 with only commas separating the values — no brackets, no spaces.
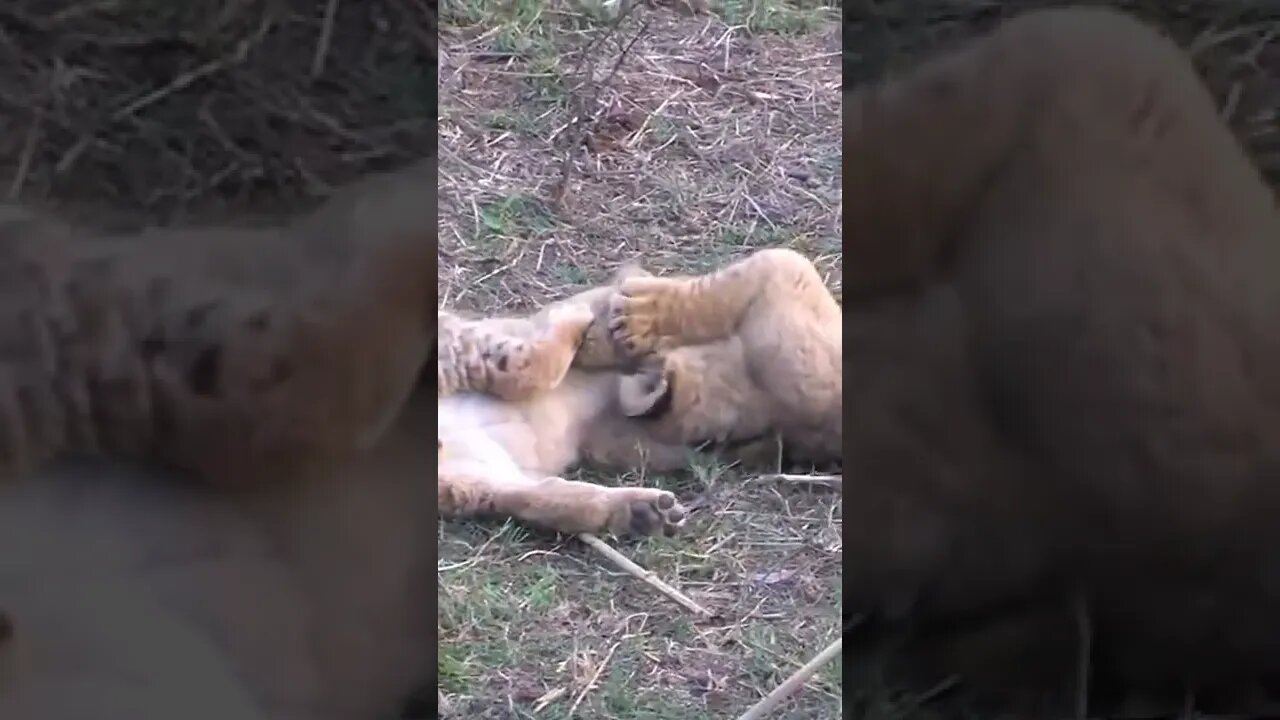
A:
608,277,680,358
607,487,686,537
617,361,670,418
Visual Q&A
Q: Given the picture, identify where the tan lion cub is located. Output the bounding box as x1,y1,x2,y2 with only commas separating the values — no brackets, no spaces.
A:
0,160,435,489
437,248,842,538
608,248,843,466
437,280,692,538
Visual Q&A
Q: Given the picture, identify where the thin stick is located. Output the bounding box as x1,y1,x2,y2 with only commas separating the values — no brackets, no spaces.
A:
311,0,341,78
735,636,843,720
115,17,272,121
8,101,43,200
532,687,567,713
56,15,273,176
578,532,712,616
756,473,842,492
566,639,621,717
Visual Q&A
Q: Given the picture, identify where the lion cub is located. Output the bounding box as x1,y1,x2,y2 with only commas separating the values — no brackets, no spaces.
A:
608,248,843,466
437,291,690,537
437,248,842,536
0,160,435,488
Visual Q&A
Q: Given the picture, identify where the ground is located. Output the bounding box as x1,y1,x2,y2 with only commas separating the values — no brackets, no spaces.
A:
0,0,433,226
437,0,843,717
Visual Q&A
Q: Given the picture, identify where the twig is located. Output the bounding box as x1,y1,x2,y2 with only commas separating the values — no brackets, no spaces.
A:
577,532,712,616
549,9,649,217
736,636,843,720
532,686,567,713
311,0,341,78
114,16,273,122
566,639,621,717
55,14,274,176
8,101,43,200
756,473,842,491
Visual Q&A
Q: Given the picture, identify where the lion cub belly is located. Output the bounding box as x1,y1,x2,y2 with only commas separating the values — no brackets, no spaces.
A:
438,373,611,478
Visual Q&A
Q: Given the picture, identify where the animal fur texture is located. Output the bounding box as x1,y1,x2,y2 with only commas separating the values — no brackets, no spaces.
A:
842,5,1280,710
0,160,437,719
436,248,842,536
0,160,435,489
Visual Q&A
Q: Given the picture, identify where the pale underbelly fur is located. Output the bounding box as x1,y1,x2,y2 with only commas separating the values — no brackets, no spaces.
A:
438,372,613,484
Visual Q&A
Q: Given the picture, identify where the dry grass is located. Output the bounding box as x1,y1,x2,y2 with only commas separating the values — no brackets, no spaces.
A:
0,0,433,227
437,0,842,717
438,0,842,311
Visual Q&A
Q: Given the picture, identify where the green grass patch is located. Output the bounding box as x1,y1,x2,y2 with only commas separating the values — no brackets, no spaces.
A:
715,0,838,35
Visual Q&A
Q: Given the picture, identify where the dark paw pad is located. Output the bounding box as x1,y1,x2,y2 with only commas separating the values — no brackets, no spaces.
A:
606,296,649,358
607,318,640,356
625,491,686,537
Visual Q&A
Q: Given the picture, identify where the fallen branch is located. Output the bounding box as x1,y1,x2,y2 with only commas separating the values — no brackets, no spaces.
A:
735,636,843,720
577,532,712,616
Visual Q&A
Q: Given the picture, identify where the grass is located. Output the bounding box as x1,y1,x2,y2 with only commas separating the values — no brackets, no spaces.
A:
437,460,843,718
718,0,837,35
438,1,841,715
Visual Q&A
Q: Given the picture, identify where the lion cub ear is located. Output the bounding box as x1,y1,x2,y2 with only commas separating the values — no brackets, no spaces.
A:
610,261,652,284
618,361,672,418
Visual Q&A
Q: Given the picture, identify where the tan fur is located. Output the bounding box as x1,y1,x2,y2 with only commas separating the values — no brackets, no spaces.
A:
434,262,651,402
436,248,844,536
0,386,437,719
437,276,692,538
608,247,843,464
0,163,439,717
437,303,593,401
840,6,1280,709
0,159,435,489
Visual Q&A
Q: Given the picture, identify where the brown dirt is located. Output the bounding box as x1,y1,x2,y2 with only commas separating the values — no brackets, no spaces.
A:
439,0,842,313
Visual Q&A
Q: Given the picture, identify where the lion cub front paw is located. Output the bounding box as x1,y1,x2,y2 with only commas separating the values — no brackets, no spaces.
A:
608,277,679,358
607,487,686,537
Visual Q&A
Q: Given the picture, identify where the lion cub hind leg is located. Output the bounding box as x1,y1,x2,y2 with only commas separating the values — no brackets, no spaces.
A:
438,461,686,537
437,303,593,401
609,248,837,357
